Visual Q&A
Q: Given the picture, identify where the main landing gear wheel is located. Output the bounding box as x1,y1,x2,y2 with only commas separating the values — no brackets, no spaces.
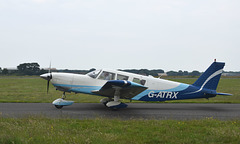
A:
105,88,128,110
106,101,128,110
100,97,111,107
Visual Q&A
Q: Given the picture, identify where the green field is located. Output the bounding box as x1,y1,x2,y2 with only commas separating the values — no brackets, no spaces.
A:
0,117,240,144
1,77,240,144
0,76,239,103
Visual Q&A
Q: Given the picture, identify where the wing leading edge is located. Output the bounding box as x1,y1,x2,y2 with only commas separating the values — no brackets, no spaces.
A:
92,80,148,99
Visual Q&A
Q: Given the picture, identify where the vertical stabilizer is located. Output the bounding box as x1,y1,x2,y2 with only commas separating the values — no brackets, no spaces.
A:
192,62,225,90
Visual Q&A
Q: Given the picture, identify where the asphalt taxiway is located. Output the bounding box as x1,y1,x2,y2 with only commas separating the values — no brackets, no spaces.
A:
1,103,240,120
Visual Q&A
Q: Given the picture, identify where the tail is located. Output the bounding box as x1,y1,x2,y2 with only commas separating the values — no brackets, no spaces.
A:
192,61,232,96
193,62,225,90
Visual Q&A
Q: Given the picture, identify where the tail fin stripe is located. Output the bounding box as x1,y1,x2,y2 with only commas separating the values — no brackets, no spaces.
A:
192,62,225,90
184,69,223,95
200,69,223,89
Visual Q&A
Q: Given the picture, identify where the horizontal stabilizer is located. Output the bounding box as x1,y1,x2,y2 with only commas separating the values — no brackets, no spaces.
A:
216,92,233,96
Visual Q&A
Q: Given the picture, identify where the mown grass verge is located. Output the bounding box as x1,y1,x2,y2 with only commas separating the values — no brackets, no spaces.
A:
0,76,239,103
0,116,240,144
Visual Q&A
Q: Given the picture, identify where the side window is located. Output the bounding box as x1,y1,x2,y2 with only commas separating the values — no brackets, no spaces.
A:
117,74,129,80
98,71,115,80
133,78,146,86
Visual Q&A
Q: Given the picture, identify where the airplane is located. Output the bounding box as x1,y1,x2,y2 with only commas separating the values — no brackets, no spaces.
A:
40,61,232,109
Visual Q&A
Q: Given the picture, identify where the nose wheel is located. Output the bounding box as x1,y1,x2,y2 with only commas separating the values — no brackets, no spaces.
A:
55,105,63,109
52,92,74,109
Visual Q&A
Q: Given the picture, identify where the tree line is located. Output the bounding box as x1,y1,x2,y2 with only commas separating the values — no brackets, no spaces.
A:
0,62,203,76
0,63,46,76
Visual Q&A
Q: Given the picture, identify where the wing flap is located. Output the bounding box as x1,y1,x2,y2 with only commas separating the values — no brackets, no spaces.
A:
92,80,147,99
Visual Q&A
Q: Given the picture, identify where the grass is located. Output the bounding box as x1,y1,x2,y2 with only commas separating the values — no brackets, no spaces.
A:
0,116,240,144
1,77,240,143
0,76,102,103
0,76,239,103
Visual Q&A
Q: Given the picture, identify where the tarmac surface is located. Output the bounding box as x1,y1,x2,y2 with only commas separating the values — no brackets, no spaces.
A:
1,103,240,120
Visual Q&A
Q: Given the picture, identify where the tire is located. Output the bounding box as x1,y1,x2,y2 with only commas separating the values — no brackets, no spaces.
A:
55,105,63,109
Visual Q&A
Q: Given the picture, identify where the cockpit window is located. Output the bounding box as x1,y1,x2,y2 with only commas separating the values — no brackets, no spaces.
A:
87,69,101,79
98,71,116,80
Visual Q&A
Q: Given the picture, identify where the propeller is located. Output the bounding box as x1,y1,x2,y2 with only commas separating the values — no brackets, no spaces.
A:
40,62,53,94
47,62,52,94
47,73,52,94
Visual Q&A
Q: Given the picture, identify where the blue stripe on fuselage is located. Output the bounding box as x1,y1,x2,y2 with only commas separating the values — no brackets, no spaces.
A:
133,84,216,101
53,83,101,94
132,83,189,100
53,83,216,101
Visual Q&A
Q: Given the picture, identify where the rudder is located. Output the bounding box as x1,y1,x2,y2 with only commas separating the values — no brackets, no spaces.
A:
192,62,225,90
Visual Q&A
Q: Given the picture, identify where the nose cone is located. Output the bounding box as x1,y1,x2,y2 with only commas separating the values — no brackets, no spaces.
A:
40,73,52,80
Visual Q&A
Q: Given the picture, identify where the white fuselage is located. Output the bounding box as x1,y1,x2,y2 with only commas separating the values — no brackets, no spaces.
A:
44,69,189,101
40,62,229,108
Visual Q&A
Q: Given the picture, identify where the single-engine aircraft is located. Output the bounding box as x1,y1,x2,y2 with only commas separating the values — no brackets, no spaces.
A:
40,61,232,109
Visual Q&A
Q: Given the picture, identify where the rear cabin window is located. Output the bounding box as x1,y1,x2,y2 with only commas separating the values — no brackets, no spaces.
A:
98,71,115,80
117,74,129,80
133,78,146,86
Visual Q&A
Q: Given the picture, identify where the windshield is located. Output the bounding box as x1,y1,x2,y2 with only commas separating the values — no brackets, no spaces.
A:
86,69,101,78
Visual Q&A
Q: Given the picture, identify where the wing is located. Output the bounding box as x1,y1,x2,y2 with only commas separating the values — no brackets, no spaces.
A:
92,80,148,99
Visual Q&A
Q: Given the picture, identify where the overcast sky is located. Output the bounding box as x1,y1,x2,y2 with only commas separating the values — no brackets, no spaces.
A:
0,0,239,72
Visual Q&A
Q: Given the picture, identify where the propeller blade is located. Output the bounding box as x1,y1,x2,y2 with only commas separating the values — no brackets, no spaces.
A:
48,62,51,73
46,73,52,94
47,62,52,94
47,80,50,94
